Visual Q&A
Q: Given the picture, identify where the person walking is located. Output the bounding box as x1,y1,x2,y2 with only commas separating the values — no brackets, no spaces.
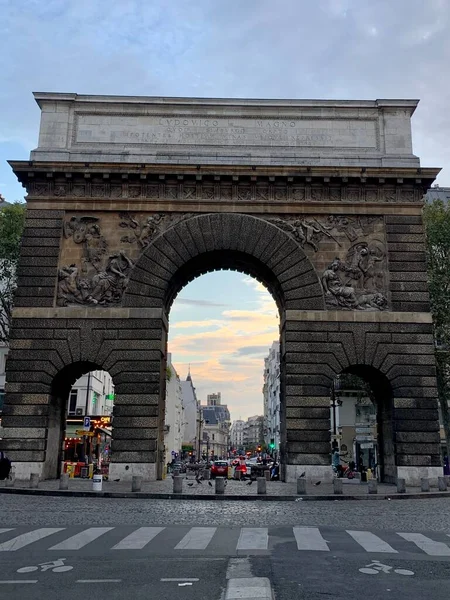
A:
0,451,12,480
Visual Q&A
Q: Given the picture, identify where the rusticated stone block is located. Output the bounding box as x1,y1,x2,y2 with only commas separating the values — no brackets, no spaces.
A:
285,453,330,465
394,398,439,410
1,416,48,428
111,440,156,452
396,443,441,455
111,451,156,463
0,427,47,439
396,455,432,467
286,407,330,419
285,397,331,408
395,420,440,432
287,430,331,442
287,442,331,454
395,431,440,443
114,394,160,406
112,405,159,417
286,418,330,430
395,408,439,421
4,451,45,462
112,416,158,428
112,428,158,440
2,439,46,451
1,404,49,416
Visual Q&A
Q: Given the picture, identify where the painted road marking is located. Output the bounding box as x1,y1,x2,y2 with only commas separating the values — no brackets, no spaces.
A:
0,580,38,584
49,527,113,550
293,527,329,551
77,579,122,583
175,527,217,550
0,529,13,535
236,528,268,550
397,533,450,556
161,578,200,582
0,529,64,552
347,530,398,553
225,577,273,600
112,527,165,550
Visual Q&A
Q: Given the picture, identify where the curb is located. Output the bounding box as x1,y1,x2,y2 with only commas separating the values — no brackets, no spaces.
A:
1,487,449,502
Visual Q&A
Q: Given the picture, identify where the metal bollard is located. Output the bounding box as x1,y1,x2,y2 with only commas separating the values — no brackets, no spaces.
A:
438,476,447,491
396,478,406,493
235,469,241,481
59,473,69,490
215,476,225,495
297,478,306,495
132,475,143,492
421,478,430,492
203,469,211,481
173,475,183,494
333,478,343,495
368,479,378,495
264,469,270,482
29,473,40,489
257,477,266,495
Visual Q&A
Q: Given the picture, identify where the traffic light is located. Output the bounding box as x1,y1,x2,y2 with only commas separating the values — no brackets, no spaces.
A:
269,439,275,451
257,445,262,452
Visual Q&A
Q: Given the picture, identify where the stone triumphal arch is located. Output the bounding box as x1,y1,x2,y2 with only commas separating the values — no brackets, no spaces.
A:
1,93,442,484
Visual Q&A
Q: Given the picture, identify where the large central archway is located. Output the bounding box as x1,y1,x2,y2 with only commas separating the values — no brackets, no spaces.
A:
116,213,324,479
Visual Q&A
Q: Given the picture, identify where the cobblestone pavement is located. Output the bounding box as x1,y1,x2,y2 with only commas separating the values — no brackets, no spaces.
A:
1,475,432,497
1,486,449,532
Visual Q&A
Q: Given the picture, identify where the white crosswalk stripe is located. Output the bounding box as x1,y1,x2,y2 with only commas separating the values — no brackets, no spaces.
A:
0,528,64,551
236,528,268,550
112,527,165,550
293,527,329,551
175,527,217,550
346,530,398,553
49,527,114,550
397,533,450,556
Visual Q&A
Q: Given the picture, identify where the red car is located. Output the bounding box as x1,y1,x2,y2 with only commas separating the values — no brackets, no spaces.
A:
210,461,228,479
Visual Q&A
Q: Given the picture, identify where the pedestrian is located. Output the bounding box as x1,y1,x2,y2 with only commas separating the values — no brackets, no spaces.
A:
0,451,12,481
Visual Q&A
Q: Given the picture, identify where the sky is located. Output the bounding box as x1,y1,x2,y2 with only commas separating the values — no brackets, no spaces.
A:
1,0,450,419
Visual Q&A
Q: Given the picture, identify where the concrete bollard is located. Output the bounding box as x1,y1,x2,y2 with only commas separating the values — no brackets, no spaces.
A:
297,478,307,495
445,475,450,489
173,475,183,494
333,478,343,495
257,477,266,495
368,479,378,495
396,478,406,493
264,469,270,482
59,473,69,490
29,473,40,489
215,476,225,495
438,476,447,491
235,469,241,481
421,478,430,492
132,475,143,492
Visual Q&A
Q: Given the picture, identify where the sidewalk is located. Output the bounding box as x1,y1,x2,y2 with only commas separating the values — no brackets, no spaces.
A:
1,475,450,501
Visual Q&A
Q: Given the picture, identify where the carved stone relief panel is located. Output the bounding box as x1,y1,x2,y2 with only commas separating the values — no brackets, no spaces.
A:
264,214,388,311
57,212,193,307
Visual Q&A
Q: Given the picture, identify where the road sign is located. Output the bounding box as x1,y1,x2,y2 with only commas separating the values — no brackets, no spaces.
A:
356,435,373,442
75,430,94,437
355,427,371,434
83,416,91,430
360,442,374,449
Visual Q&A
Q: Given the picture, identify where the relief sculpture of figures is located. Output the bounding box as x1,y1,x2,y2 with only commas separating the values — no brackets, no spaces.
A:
268,217,339,252
58,215,134,307
63,216,108,273
119,212,164,248
322,240,388,311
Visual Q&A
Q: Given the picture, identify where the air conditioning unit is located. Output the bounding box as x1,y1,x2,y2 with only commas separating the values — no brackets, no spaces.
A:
75,408,83,416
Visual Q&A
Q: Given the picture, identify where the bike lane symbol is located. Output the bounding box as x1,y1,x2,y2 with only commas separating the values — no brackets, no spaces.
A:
359,560,414,576
17,558,73,573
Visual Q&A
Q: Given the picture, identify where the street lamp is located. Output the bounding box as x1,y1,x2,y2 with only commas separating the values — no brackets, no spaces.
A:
331,375,342,447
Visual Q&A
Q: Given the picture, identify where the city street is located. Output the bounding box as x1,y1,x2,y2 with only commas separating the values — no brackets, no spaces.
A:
0,495,449,599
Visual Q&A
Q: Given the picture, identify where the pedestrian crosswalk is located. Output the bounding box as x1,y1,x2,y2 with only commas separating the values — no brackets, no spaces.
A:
0,526,449,556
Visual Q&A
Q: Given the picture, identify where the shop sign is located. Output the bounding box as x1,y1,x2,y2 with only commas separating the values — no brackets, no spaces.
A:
360,442,374,449
356,435,373,442
355,427,371,434
75,430,94,437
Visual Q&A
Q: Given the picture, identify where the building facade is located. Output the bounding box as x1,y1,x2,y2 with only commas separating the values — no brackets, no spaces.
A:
243,415,264,449
230,419,245,452
180,371,200,454
68,370,115,417
263,341,281,451
164,353,184,464
200,392,231,459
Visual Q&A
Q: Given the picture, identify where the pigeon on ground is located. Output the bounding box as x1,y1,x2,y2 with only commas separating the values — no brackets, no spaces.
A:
314,481,321,486
208,481,213,487
247,480,253,486
187,482,194,487
113,479,120,482
196,478,202,484
299,472,306,478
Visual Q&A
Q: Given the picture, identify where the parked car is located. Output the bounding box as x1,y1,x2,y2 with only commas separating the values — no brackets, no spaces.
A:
210,461,229,479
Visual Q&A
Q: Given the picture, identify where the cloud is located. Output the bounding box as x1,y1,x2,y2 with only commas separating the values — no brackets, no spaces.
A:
234,346,270,357
176,299,227,308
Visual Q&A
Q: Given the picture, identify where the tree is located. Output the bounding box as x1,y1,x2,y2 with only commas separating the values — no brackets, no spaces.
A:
0,202,26,344
423,199,450,456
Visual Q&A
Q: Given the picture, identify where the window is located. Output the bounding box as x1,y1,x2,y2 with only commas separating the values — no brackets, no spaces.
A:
68,390,78,415
0,389,4,412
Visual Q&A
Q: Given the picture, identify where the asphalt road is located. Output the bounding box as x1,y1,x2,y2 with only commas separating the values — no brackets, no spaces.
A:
1,495,449,599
